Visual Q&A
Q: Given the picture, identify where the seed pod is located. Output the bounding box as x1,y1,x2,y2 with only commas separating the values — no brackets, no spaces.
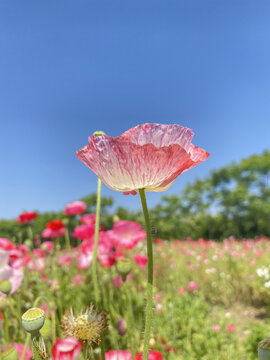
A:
22,307,45,334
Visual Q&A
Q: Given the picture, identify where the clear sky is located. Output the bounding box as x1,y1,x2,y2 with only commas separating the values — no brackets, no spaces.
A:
0,0,270,219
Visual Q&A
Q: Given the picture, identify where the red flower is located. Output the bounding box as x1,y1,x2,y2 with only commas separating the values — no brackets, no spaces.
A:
47,220,64,231
52,337,82,360
135,350,164,360
77,123,209,193
18,211,37,223
42,220,66,239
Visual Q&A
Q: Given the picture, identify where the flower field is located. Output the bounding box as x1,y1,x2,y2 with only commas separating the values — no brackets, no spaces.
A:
1,210,270,360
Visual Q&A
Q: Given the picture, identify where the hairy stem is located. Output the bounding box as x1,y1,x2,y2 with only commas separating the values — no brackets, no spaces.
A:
139,189,153,360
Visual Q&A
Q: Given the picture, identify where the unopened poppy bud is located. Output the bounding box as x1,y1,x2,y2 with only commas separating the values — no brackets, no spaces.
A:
24,239,32,248
0,296,8,311
0,279,12,295
40,317,52,339
62,218,69,226
116,259,132,277
93,131,105,137
22,307,45,334
2,346,19,360
117,318,126,336
258,338,270,359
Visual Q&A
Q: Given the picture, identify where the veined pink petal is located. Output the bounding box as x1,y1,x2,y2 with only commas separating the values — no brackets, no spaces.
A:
77,123,209,192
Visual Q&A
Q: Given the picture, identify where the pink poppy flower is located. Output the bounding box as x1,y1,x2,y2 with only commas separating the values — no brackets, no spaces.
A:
80,214,96,225
178,286,186,295
104,350,132,360
0,249,23,296
213,324,220,332
18,211,37,223
226,324,235,332
72,224,95,241
133,255,148,269
0,238,16,251
58,253,73,267
113,276,123,288
135,350,164,360
52,337,83,360
64,201,87,216
71,274,83,286
41,241,54,253
107,221,146,249
42,220,66,239
27,258,46,273
188,281,198,291
77,123,209,193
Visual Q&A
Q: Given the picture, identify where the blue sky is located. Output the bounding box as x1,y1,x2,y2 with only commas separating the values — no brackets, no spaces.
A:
0,0,270,219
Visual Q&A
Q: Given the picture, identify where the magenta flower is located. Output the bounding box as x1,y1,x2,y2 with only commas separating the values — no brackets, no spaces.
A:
52,337,83,360
77,123,209,193
0,249,23,296
226,324,235,333
72,224,95,241
133,255,148,269
64,201,87,216
107,221,146,249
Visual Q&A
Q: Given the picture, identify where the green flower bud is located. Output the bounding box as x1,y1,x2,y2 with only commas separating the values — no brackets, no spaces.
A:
2,346,19,360
24,239,32,249
0,279,12,295
93,131,105,137
22,307,45,334
40,317,52,340
116,259,132,277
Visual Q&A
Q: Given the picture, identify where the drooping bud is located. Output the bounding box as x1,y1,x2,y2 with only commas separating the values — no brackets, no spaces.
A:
116,258,132,279
117,318,126,336
0,279,12,295
93,131,105,137
40,317,52,339
1,346,19,360
22,307,45,334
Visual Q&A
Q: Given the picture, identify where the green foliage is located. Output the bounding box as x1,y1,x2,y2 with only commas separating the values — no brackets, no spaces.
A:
150,150,270,240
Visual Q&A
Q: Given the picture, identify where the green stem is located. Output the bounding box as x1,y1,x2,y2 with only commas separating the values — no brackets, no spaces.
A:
20,334,31,360
92,178,102,304
65,228,71,250
3,311,9,345
123,281,135,360
27,225,33,241
139,189,153,360
92,178,106,360
51,311,56,344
